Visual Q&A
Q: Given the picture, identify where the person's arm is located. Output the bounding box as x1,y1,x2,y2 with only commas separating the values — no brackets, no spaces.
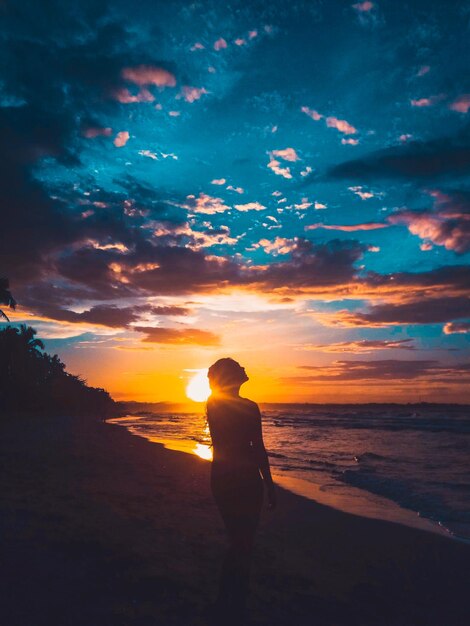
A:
251,403,276,509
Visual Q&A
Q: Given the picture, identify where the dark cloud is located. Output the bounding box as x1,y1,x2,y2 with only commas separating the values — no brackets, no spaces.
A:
304,339,417,353
444,321,470,335
332,296,470,327
308,130,470,183
134,326,220,345
28,303,191,328
288,359,470,383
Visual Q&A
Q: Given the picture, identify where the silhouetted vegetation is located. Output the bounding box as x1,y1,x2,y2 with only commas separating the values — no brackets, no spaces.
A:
0,277,16,322
0,324,119,417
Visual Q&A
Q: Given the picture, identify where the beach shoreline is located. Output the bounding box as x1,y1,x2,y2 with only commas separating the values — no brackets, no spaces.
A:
1,413,469,625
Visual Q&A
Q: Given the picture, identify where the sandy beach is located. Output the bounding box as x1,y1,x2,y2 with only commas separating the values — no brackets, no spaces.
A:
1,413,469,626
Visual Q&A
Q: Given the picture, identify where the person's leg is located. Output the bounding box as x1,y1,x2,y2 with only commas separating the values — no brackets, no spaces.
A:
216,480,263,618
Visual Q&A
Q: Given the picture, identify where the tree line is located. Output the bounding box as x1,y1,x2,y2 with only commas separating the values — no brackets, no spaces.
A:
0,279,119,417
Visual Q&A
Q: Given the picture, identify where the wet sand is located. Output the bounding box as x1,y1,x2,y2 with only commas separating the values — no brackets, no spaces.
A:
1,414,469,625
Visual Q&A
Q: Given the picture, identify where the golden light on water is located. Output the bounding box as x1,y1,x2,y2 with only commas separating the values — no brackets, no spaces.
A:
193,442,213,460
186,369,211,402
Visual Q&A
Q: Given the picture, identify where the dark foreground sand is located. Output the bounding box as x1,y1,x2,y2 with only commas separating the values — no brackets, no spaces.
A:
1,414,469,626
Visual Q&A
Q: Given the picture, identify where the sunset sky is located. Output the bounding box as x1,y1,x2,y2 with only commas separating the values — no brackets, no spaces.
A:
2,0,470,403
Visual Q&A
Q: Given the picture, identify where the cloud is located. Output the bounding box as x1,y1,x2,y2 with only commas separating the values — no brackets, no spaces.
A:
179,86,208,103
288,359,470,383
342,138,359,145
326,117,357,135
348,186,375,199
417,65,430,77
214,38,228,51
267,159,292,179
301,107,357,135
388,189,470,253
227,185,244,194
410,94,445,107
252,237,296,256
270,148,300,162
185,193,230,214
121,65,176,88
211,178,226,185
82,126,112,138
306,222,387,232
449,94,470,114
139,150,158,160
234,202,266,212
444,321,470,334
112,87,155,103
301,106,323,121
326,296,470,327
352,1,374,12
114,131,129,147
319,131,470,182
22,303,191,329
301,339,417,353
134,326,220,345
187,226,238,248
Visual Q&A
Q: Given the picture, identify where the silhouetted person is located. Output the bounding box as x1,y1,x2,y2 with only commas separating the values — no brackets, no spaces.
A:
206,358,276,624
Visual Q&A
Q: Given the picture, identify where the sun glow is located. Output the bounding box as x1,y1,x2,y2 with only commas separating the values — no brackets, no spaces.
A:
186,369,211,402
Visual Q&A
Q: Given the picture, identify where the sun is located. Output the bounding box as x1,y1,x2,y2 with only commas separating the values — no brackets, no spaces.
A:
186,369,211,402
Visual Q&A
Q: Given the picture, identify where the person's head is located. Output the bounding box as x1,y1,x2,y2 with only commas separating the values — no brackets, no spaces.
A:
207,358,248,396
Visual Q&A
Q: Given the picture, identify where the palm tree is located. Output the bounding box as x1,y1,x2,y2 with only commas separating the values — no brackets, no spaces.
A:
0,278,16,322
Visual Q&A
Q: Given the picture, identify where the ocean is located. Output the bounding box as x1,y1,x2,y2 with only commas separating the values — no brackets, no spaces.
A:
108,403,470,541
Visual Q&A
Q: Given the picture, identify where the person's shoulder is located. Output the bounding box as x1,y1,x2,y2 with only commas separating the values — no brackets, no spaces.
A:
239,397,260,413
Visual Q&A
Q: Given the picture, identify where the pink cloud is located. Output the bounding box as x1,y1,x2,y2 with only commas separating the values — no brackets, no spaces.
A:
82,126,112,139
326,116,357,134
112,87,154,103
417,65,430,77
301,106,323,121
341,138,359,145
234,202,266,212
234,38,246,46
248,30,258,39
114,131,129,147
168,111,180,117
270,147,300,162
449,94,470,113
306,222,387,232
295,199,313,210
352,1,374,11
190,42,205,51
399,134,413,142
254,237,296,255
302,339,416,353
138,150,157,160
227,185,244,194
214,38,227,51
121,65,176,87
185,193,230,215
303,107,358,135
349,186,375,200
267,159,292,179
314,201,327,210
410,94,445,107
389,211,470,253
211,178,226,185
179,86,208,103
